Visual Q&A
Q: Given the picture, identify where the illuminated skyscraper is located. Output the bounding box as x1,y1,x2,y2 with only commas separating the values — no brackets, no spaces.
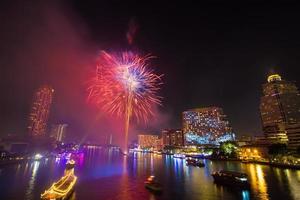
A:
138,134,159,150
182,107,234,145
50,124,68,142
161,129,184,147
260,73,300,147
28,85,54,138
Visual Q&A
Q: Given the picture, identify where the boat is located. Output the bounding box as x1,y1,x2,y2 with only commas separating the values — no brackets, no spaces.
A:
211,170,250,188
191,155,205,159
41,160,77,199
186,158,205,167
65,159,75,170
144,176,163,193
173,154,185,159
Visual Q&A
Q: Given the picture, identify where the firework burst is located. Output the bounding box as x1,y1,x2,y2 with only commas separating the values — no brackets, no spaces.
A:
88,51,163,152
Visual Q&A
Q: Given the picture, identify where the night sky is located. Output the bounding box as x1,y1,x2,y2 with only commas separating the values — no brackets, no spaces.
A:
1,1,300,144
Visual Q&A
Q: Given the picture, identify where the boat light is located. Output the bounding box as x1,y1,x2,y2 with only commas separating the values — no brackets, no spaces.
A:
34,153,43,160
238,177,248,182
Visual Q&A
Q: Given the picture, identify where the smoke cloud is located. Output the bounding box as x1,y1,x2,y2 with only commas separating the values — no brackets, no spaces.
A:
126,17,139,45
0,1,172,147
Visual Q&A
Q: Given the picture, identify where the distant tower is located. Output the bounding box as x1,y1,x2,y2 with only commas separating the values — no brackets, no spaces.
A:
50,124,68,142
260,72,300,146
28,85,54,138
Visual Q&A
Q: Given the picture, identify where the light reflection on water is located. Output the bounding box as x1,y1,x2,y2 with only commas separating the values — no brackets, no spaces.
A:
0,149,299,200
285,169,300,199
249,164,269,200
25,161,40,200
242,190,250,200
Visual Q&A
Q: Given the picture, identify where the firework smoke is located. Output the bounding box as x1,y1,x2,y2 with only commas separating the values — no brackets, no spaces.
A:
126,18,139,45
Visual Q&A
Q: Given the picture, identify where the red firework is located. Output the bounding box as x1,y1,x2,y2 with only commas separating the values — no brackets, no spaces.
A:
88,50,163,123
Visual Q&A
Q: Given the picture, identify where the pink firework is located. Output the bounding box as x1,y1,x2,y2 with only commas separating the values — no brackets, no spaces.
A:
87,51,163,152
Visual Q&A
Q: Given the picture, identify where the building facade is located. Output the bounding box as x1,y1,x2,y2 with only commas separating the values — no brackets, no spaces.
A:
50,124,68,142
285,124,300,150
260,73,300,148
182,107,235,145
28,85,54,138
253,135,270,145
236,135,253,147
161,129,184,147
138,134,159,150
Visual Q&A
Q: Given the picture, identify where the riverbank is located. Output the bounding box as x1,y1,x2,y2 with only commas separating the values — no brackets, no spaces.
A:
208,158,300,170
0,159,26,166
135,151,300,170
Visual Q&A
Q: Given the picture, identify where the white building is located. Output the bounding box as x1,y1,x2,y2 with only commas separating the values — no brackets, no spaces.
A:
50,124,68,142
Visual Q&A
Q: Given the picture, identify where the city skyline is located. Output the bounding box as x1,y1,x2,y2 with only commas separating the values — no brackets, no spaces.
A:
1,2,300,200
5,72,298,140
1,2,300,143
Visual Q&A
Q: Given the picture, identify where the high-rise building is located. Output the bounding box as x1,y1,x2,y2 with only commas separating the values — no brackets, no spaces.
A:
253,135,270,145
28,85,54,138
260,73,300,125
236,135,253,146
260,73,300,147
50,124,68,142
182,107,235,145
285,124,300,150
138,134,159,150
161,129,184,147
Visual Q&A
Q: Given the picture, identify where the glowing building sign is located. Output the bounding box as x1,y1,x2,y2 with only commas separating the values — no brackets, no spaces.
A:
267,74,281,83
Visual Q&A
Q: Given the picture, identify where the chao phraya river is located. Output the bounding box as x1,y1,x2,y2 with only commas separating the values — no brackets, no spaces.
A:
0,148,299,200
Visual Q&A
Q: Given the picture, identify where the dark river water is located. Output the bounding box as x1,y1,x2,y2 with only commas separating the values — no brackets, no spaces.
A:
0,147,300,200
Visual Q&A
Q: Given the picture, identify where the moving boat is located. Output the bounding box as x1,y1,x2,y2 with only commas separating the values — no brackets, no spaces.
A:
186,158,205,167
173,154,185,159
211,170,250,188
145,176,163,193
41,160,77,200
